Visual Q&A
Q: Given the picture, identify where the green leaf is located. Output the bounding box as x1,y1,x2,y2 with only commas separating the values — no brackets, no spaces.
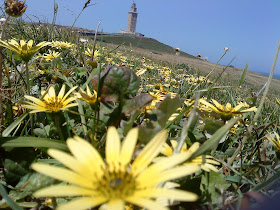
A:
121,110,141,135
204,119,224,135
138,125,162,144
0,136,68,151
9,173,54,201
33,124,51,138
200,171,231,205
73,67,87,77
3,148,37,185
0,184,23,210
156,96,184,127
238,63,248,87
190,117,239,159
2,112,29,137
122,93,155,114
226,175,246,184
92,66,140,102
252,169,280,192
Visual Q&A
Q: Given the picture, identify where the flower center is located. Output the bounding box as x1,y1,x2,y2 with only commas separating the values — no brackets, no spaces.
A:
96,166,137,199
44,97,64,112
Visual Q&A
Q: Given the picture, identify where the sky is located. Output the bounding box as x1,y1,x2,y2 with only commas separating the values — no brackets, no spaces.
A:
21,0,280,76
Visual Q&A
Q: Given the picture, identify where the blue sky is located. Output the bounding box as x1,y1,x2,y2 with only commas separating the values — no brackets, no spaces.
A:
24,0,280,76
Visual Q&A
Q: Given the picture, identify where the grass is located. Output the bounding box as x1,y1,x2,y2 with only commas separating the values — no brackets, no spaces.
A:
95,34,197,58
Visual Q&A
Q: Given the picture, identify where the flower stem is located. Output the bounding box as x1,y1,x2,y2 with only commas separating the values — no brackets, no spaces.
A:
0,16,10,125
25,61,30,95
53,113,65,141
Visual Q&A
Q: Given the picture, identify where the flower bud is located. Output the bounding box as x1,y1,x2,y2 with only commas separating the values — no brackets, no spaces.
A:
5,0,27,17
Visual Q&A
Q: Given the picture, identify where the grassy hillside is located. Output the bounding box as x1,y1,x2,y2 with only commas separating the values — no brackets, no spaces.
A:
95,34,197,59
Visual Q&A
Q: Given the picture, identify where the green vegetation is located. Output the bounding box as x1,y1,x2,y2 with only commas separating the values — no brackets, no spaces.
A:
1,1,280,210
96,34,197,58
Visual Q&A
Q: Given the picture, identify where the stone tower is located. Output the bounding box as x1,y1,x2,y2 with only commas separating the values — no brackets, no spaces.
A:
126,2,138,33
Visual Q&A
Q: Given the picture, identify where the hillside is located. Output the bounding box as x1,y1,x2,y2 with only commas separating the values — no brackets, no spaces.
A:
89,34,280,95
96,34,197,59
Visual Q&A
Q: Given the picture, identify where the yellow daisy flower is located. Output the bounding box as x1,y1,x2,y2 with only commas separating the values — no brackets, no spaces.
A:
161,140,220,172
41,50,61,61
149,92,165,104
32,127,200,210
75,84,98,106
0,39,50,62
51,41,75,49
23,84,78,113
199,99,257,121
266,131,280,152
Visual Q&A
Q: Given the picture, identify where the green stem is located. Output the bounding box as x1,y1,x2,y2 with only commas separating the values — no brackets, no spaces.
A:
0,16,10,125
51,197,57,209
53,113,65,140
25,61,30,95
174,93,200,154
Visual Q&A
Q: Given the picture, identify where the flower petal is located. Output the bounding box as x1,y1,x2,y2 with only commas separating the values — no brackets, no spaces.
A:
133,188,198,202
125,197,168,210
33,185,97,197
67,136,105,177
57,197,107,210
132,130,167,175
31,163,94,189
48,149,84,173
119,127,138,166
106,127,121,168
58,84,66,99
106,199,124,210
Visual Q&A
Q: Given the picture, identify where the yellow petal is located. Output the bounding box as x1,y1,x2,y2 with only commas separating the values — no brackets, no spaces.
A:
239,106,257,113
201,164,219,172
57,197,107,210
137,152,193,186
20,40,26,47
106,199,124,210
27,40,34,48
199,99,219,112
106,127,121,168
132,130,167,175
233,103,244,111
133,188,198,202
119,127,138,166
33,185,97,197
125,197,167,210
188,142,200,153
156,165,200,184
211,99,224,110
170,140,178,150
48,149,84,173
47,86,56,98
58,84,66,99
86,84,92,96
67,136,105,177
24,95,46,107
31,163,93,189
161,143,173,156
62,86,78,101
